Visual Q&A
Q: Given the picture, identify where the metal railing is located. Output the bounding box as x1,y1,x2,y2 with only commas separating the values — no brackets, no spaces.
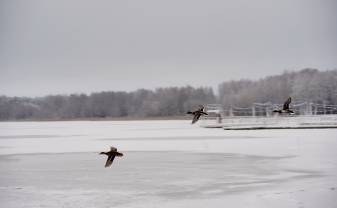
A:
200,103,337,128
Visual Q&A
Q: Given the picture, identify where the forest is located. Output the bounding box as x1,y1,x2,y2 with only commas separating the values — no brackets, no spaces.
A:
0,68,336,120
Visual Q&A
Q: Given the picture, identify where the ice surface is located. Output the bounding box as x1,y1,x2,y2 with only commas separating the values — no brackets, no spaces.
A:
0,120,337,207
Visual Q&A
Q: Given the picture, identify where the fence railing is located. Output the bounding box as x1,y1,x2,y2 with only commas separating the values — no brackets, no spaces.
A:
201,103,337,128
205,102,337,118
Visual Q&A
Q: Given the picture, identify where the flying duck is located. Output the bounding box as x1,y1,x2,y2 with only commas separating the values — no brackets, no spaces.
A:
99,146,124,167
187,105,208,124
273,97,295,114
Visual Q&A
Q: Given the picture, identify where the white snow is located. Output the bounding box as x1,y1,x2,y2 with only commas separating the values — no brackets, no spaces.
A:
0,120,336,208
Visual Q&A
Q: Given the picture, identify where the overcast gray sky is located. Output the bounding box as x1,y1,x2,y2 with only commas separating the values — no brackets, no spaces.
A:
1,0,336,97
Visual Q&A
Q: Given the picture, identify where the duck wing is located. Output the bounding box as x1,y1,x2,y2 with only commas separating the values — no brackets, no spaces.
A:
283,97,291,110
192,113,201,124
105,155,116,167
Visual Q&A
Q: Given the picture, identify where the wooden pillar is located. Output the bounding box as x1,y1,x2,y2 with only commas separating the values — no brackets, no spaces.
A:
308,102,313,115
229,106,234,117
266,105,270,117
314,104,317,115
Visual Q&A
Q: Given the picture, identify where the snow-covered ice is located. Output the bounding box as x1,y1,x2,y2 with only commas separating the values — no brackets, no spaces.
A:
0,120,337,207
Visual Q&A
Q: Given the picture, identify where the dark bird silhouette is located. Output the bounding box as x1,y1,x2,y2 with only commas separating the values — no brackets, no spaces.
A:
273,97,295,114
99,146,124,168
187,106,208,124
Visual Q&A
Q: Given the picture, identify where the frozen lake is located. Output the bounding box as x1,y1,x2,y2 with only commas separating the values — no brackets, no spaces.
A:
0,120,337,208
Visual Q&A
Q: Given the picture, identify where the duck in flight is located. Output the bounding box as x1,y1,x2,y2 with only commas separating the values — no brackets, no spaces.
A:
100,146,124,168
187,106,208,124
273,97,295,114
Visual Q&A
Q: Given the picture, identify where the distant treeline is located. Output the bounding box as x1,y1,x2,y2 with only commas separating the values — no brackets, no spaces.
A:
0,68,336,120
0,87,215,120
219,68,337,107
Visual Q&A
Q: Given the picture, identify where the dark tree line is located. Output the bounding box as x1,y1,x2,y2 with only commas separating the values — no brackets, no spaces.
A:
0,86,215,120
0,68,336,120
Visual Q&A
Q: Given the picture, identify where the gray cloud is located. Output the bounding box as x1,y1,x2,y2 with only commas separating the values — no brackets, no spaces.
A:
1,0,336,96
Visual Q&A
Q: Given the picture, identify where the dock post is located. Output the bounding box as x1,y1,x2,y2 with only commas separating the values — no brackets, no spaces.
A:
229,106,234,117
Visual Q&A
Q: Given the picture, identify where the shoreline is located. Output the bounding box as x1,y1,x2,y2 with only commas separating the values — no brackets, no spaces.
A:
0,116,190,122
